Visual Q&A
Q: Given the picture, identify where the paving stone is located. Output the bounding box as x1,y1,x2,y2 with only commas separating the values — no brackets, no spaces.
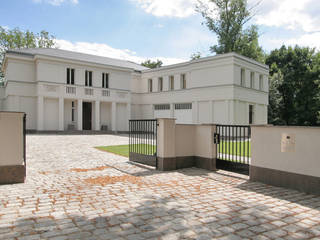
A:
0,134,318,240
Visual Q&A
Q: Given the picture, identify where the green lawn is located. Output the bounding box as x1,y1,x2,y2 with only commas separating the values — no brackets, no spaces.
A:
218,140,251,157
95,144,156,158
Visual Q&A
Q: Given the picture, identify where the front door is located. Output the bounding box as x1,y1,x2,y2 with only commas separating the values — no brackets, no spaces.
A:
83,102,92,130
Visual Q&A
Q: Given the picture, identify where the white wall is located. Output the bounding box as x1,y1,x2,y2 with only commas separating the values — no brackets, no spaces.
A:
44,98,59,130
20,96,37,130
100,102,112,129
6,59,35,83
116,103,127,131
252,126,320,178
174,109,192,124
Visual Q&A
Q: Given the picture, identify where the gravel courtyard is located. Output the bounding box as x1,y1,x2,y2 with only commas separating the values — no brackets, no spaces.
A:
0,134,320,240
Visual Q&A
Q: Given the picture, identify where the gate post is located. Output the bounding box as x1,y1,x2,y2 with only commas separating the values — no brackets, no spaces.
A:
157,118,177,171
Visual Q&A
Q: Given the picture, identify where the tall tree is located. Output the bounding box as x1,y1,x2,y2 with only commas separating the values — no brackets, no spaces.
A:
197,0,265,62
141,59,163,69
0,27,56,81
266,45,320,126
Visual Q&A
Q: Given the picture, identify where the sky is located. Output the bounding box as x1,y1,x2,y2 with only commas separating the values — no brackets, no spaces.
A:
1,0,320,65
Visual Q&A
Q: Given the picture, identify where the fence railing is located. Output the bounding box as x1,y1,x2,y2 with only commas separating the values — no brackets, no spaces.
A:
129,119,157,167
215,124,251,174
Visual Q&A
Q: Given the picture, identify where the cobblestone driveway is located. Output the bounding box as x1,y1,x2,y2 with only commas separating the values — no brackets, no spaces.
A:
0,134,320,240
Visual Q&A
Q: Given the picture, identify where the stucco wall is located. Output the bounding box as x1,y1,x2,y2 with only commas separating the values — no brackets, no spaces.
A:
0,112,24,166
251,126,320,178
100,102,111,129
175,124,195,157
44,98,59,130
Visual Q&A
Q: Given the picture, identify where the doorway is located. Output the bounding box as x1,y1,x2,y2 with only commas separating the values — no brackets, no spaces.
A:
83,102,92,130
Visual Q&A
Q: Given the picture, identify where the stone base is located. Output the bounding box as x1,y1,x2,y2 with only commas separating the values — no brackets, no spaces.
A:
250,165,320,195
0,165,26,184
157,156,216,171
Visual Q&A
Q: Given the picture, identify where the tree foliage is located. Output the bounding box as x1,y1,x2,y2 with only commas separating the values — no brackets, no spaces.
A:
266,45,320,126
0,27,56,80
197,0,265,63
141,59,163,69
190,52,202,60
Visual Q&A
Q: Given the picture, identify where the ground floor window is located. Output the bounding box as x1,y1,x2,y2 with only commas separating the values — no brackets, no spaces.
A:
175,103,192,110
154,104,170,110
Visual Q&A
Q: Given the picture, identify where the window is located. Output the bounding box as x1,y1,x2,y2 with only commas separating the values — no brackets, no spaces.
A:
181,74,186,89
154,104,170,110
102,73,109,88
148,79,153,92
71,101,75,122
158,77,163,92
66,68,75,85
169,75,174,90
259,75,263,90
85,70,92,87
249,105,254,124
175,103,192,110
250,72,255,88
240,68,245,86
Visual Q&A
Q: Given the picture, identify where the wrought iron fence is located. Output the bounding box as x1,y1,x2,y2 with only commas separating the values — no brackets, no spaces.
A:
129,119,157,167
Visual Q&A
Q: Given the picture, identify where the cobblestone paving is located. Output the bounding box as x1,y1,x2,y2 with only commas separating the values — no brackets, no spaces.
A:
0,134,320,240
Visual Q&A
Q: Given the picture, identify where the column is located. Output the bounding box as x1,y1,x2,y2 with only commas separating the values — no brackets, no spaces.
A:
95,101,100,131
170,103,174,118
111,102,117,132
209,100,214,123
59,97,64,131
192,101,198,124
77,99,83,131
229,100,235,125
37,96,44,131
126,103,131,131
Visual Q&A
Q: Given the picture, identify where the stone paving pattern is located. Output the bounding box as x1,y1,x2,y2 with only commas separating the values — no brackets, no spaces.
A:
0,134,320,240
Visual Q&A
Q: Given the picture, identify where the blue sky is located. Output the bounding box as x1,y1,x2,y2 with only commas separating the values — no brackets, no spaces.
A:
1,0,320,65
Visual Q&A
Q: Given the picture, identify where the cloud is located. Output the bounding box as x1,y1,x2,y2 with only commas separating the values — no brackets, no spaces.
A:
253,0,320,32
131,0,197,18
55,39,186,66
266,32,320,50
32,0,78,6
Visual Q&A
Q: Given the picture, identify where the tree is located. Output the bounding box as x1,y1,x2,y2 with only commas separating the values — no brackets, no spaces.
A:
141,59,163,69
190,52,202,60
197,0,265,63
0,27,56,81
266,45,320,126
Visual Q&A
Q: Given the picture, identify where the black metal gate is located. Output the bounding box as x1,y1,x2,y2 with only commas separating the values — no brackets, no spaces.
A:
214,125,251,175
129,119,158,167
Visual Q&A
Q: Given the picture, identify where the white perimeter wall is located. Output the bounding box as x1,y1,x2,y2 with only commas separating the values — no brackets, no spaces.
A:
252,126,320,178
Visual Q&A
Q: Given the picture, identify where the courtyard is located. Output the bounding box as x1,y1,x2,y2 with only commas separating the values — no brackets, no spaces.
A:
0,134,319,240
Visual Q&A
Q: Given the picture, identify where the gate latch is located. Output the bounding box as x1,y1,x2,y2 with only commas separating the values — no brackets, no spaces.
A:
214,133,220,144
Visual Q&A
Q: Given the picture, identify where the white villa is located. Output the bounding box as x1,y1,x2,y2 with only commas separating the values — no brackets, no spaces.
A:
0,48,269,132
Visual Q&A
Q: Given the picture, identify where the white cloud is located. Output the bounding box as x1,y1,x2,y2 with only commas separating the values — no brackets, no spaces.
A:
253,0,320,32
32,0,78,6
266,32,320,50
55,39,186,66
131,0,197,18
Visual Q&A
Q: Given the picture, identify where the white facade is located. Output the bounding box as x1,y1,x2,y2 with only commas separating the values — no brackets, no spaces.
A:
0,49,269,131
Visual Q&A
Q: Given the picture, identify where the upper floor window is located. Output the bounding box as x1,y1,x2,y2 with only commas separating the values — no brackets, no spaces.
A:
259,74,263,90
148,79,153,92
158,77,163,92
102,73,109,88
181,74,186,89
66,68,75,85
240,68,245,86
250,72,255,88
85,70,93,87
169,75,174,91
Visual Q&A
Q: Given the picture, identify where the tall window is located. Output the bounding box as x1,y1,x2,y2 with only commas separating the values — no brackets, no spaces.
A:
169,75,174,90
249,105,254,124
148,79,153,92
85,70,92,87
102,73,109,88
71,101,75,122
259,74,263,90
181,74,186,89
240,68,245,86
158,77,163,92
66,68,75,85
250,72,255,88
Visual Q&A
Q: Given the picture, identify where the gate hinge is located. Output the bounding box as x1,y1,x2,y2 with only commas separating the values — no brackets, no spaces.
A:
213,133,220,144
